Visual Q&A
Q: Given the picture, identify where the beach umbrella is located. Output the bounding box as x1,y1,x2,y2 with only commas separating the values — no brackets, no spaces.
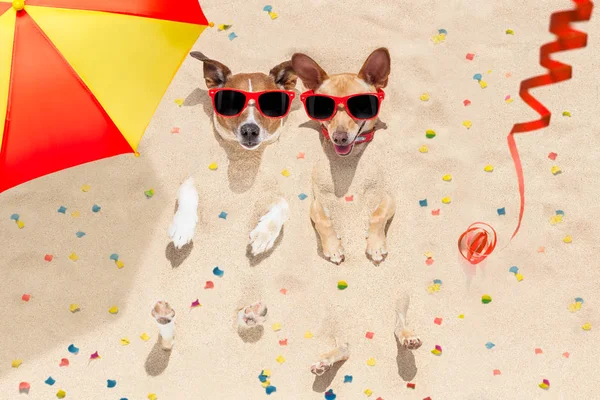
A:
0,0,209,193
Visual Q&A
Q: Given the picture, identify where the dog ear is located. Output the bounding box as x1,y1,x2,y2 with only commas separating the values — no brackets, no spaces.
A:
291,53,328,90
358,48,391,89
269,61,297,90
190,51,232,89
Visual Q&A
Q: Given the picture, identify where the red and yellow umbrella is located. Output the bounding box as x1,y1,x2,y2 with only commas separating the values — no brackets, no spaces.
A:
0,0,208,193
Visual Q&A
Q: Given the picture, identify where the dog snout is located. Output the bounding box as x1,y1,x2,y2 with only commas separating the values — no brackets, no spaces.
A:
240,123,260,138
332,130,349,145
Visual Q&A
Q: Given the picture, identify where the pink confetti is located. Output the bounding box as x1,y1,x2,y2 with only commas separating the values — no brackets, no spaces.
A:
435,345,442,352
191,299,200,308
463,99,471,106
505,72,512,78
365,331,374,339
535,348,543,354
59,358,69,367
279,339,288,346
537,246,545,253
466,53,475,60
90,351,100,360
434,317,443,325
19,382,30,392
44,254,53,262
548,152,557,160
562,352,570,358
205,281,214,289
345,195,354,202
493,369,502,376
21,294,31,302
279,288,287,295
504,94,511,101
425,258,434,266
297,152,305,159
431,209,440,216
171,127,180,134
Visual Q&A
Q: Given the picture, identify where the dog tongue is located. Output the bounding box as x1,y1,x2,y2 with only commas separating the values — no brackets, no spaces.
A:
334,144,353,155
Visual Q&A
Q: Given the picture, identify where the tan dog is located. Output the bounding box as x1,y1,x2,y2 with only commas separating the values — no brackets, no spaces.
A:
169,52,297,257
292,48,395,265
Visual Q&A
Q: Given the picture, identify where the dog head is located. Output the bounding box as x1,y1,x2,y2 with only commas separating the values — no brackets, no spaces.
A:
292,48,390,156
190,52,297,150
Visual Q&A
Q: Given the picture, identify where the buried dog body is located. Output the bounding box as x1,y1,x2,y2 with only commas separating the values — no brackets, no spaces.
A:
292,48,395,264
168,52,297,257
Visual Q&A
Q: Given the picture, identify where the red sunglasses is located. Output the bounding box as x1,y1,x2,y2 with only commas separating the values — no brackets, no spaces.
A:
208,88,295,119
299,89,385,121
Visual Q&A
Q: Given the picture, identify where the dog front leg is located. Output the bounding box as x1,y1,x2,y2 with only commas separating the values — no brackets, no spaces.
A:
394,294,422,350
168,177,199,249
366,193,395,264
311,198,344,264
249,197,290,256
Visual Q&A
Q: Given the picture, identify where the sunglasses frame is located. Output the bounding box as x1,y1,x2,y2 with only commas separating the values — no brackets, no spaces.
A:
299,88,385,122
208,88,295,119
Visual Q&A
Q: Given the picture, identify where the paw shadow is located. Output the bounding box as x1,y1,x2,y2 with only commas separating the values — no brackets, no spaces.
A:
237,325,264,343
246,227,285,267
144,338,172,376
312,360,347,393
395,337,418,381
165,241,194,269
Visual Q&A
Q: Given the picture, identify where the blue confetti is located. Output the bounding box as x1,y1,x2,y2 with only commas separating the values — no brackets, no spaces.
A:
219,211,228,219
509,266,519,274
473,73,482,81
258,373,268,383
10,213,20,221
45,376,56,386
92,204,101,213
575,297,584,303
343,375,353,383
57,206,67,214
438,28,448,35
485,342,495,349
107,379,117,388
76,231,86,238
68,344,79,354
228,32,238,41
265,385,277,395
419,199,428,207
120,398,128,400
433,279,442,285
298,193,308,200
110,253,119,261
497,207,506,216
263,5,272,12
556,210,564,215
325,389,337,400
213,266,224,277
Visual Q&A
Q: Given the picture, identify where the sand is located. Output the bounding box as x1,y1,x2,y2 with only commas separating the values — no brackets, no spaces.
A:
1,0,599,398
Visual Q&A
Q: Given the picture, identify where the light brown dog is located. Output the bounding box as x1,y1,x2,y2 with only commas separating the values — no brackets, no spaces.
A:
292,48,395,265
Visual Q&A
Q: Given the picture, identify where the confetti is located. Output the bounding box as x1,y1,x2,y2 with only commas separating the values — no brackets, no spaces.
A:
497,207,506,216
304,331,313,338
59,358,70,368
563,352,570,358
108,306,119,314
438,28,448,35
297,152,305,159
458,314,464,319
463,99,471,106
344,375,353,383
506,29,514,35
57,206,67,214
485,342,495,349
276,355,285,364
337,280,348,290
418,145,428,153
551,166,562,175
204,281,215,289
120,338,130,346
213,266,224,277
107,380,117,388
116,260,125,269
539,379,550,389
324,389,337,399
76,231,86,238
493,369,502,376
69,304,80,313
272,323,282,331
425,129,436,139
90,351,100,360
364,389,373,397
45,254,53,262
432,209,440,216
430,345,442,355
366,357,376,366
442,174,452,181
505,94,514,103
22,294,30,302
279,288,287,295
71,210,80,217
407,383,416,389
535,348,543,354
16,219,24,228
462,120,472,129
279,339,288,346
266,385,277,395
281,169,290,177
19,382,30,393
481,294,492,304
434,317,442,325
419,199,428,207
171,127,180,134
484,164,494,172
509,266,519,274
208,162,218,170
365,331,374,339
515,273,524,281
479,80,488,89
268,11,278,19
144,189,155,198
140,333,150,341
563,235,572,243
548,152,558,160
81,184,91,192
68,344,79,354
218,211,228,219
420,93,430,101
582,322,592,331
441,196,451,204
56,389,67,398
473,73,482,81
12,359,22,368
298,193,308,200
45,376,56,386
466,53,475,60
345,195,354,202
263,5,272,12
562,111,571,117
148,394,157,400
174,98,184,107
228,32,238,41
92,204,101,212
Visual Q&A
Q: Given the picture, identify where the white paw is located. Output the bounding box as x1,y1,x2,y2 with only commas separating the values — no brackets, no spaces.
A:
168,209,198,249
249,198,289,256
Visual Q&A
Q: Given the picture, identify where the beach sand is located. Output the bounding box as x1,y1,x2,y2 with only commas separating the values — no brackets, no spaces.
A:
1,0,599,398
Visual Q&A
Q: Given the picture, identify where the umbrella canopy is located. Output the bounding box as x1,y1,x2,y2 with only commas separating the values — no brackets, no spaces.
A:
0,0,208,192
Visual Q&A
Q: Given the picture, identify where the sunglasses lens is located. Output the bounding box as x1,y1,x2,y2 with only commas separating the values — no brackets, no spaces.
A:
258,92,291,118
305,96,336,120
213,90,246,116
347,95,379,119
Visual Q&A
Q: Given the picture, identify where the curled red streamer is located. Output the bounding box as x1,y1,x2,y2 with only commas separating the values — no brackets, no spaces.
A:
458,223,497,265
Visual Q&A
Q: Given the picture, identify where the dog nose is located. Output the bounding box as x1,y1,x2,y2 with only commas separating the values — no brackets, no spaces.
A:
240,123,260,138
332,131,348,144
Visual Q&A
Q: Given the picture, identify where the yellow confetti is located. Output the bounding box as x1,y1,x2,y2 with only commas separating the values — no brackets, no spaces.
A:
442,174,452,182
364,389,373,397
115,260,125,269
431,348,442,355
69,304,80,313
16,220,25,229
462,120,472,129
458,314,465,319
148,394,157,400
427,284,442,294
419,145,429,153
487,69,492,74
515,273,524,282
81,184,91,192
261,380,271,388
71,210,80,218
272,323,282,332
563,235,572,243
505,98,514,104
484,164,494,172
12,359,22,368
208,162,218,170
562,111,571,117
366,357,376,366
551,166,562,175
567,303,582,312
276,355,286,364
108,306,119,314
174,98,184,107
582,322,592,331
479,80,488,89
56,389,67,399
281,169,290,177
69,252,78,261
441,196,451,204
140,333,150,341
550,215,563,225
506,29,514,35
120,338,130,346
262,369,272,377
268,11,278,19
420,93,430,101
424,251,434,258
304,331,313,339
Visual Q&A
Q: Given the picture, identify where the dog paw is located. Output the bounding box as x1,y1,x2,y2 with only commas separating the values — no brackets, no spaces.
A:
168,209,198,249
366,232,388,263
396,328,422,350
322,236,345,264
249,199,289,256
